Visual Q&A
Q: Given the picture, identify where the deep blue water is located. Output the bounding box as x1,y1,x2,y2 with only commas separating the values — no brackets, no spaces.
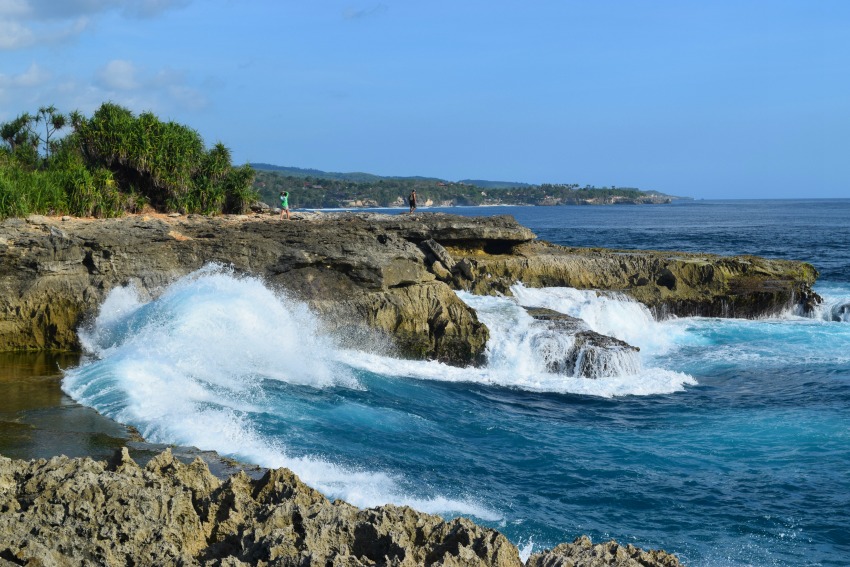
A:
63,200,850,566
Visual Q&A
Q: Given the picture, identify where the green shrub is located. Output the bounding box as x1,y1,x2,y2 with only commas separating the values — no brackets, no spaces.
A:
1,103,254,218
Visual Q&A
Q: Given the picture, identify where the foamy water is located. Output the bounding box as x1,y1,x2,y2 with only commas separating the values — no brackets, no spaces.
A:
62,262,850,566
64,266,497,520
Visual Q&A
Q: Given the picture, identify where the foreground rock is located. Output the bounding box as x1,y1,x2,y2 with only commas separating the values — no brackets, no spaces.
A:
0,449,683,567
0,212,818,365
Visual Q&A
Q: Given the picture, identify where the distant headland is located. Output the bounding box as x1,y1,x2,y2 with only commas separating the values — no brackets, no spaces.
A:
251,163,689,209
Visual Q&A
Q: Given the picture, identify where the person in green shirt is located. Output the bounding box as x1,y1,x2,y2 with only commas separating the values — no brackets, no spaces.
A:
279,191,290,220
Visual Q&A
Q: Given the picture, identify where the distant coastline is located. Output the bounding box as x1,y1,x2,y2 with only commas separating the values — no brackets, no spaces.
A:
251,163,688,209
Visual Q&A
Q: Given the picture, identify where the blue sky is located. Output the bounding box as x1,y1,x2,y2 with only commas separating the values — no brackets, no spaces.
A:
2,1,847,199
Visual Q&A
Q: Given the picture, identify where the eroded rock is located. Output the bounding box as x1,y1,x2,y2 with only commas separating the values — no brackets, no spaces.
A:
0,450,684,567
0,213,819,366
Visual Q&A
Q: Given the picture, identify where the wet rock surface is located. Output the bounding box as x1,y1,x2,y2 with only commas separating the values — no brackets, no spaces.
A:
0,449,684,567
450,241,820,319
523,308,640,378
0,212,819,365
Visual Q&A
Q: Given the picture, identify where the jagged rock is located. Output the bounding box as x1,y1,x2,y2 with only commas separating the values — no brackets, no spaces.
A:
0,450,684,567
454,258,478,282
526,536,683,567
250,201,271,213
0,213,503,364
524,307,640,378
0,450,522,566
420,238,457,271
0,213,819,365
454,241,820,319
432,260,453,282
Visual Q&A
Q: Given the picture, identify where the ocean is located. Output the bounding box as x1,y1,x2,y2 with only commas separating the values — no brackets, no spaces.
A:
62,199,850,566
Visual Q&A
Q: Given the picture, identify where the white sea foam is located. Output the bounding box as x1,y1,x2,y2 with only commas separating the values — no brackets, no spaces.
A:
338,289,696,397
810,285,850,323
508,283,688,354
63,265,499,522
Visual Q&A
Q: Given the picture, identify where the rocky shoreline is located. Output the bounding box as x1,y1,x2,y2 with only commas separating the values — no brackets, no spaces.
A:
0,448,684,566
0,211,821,566
0,211,819,365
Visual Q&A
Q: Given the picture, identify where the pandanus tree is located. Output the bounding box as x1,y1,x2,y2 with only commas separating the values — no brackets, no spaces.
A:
73,102,255,214
1,102,255,217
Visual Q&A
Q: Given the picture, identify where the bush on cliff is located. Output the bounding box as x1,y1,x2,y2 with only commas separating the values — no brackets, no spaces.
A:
0,103,256,218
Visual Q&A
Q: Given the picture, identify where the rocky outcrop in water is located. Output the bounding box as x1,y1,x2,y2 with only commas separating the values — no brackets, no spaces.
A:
0,449,683,567
523,308,640,378
0,212,818,365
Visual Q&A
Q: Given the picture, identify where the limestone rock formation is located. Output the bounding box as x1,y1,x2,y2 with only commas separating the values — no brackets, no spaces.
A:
0,449,683,567
0,212,819,366
449,241,820,319
526,536,683,567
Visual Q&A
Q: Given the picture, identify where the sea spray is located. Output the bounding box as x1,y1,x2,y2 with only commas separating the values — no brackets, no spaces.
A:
810,285,850,323
509,283,685,355
451,290,695,396
63,265,499,521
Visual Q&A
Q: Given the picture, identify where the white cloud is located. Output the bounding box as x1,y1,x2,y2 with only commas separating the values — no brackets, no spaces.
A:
0,62,48,88
0,19,34,48
0,15,89,50
1,0,201,117
97,59,139,90
0,0,30,18
90,60,207,112
0,0,187,50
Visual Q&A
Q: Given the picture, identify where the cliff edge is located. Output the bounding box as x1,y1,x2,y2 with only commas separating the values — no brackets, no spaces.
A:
0,212,819,365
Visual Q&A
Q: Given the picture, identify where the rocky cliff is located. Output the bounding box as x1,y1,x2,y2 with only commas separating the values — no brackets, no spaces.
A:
0,448,684,567
0,212,819,365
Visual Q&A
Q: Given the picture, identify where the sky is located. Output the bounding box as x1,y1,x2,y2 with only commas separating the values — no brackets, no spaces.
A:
1,1,848,199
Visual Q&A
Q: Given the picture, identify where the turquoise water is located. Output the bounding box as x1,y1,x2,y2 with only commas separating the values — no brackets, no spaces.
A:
63,200,850,566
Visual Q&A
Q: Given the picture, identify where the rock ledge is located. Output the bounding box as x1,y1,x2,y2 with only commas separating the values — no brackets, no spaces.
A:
0,449,684,567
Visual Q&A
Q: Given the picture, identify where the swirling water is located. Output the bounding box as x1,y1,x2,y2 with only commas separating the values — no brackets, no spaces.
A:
63,200,850,566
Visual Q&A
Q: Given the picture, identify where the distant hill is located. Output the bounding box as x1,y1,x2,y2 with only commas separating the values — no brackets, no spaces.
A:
250,163,687,208
458,179,532,189
250,163,444,184
250,163,530,188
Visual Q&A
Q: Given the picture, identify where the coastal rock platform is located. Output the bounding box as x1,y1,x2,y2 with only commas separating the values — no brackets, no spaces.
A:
0,448,684,567
0,211,818,365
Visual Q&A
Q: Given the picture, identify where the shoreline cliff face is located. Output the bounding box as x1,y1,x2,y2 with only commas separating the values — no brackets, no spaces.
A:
0,212,818,365
0,448,684,567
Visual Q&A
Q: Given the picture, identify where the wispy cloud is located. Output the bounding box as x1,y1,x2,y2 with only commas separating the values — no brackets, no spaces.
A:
0,0,188,50
0,18,33,49
121,0,191,19
96,59,139,90
343,3,388,21
0,62,49,113
0,62,48,88
0,0,30,18
93,59,207,111
22,0,190,20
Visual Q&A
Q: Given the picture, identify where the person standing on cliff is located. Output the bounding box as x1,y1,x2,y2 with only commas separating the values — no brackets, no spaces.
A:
279,191,290,220
408,190,417,214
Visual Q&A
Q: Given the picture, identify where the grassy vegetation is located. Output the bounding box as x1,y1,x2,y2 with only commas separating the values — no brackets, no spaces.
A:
0,103,257,219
